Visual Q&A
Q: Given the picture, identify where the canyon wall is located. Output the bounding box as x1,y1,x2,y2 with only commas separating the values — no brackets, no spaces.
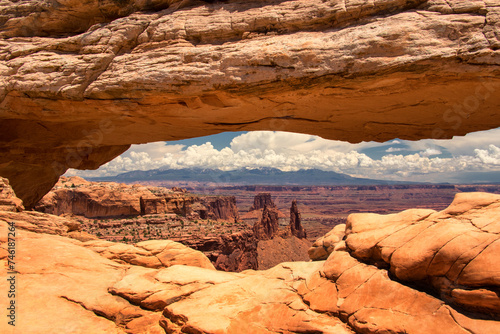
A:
1,0,500,206
193,196,240,222
35,176,239,220
35,177,194,218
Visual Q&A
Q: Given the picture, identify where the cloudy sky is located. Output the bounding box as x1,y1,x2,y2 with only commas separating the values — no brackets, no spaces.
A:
66,128,500,183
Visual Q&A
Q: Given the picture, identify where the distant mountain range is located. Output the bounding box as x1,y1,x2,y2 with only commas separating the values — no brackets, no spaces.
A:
91,167,415,185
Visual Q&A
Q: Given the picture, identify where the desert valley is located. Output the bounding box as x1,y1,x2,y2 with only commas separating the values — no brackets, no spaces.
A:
32,176,500,273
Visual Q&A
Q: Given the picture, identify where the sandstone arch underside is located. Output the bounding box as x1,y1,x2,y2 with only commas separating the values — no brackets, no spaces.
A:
1,0,500,207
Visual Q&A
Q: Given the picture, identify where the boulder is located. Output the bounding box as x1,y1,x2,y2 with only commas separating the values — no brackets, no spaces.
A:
0,177,23,212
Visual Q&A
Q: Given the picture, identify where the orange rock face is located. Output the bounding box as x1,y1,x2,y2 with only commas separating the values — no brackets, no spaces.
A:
252,203,281,240
310,191,500,317
289,199,307,239
36,176,239,221
35,176,194,218
0,177,23,212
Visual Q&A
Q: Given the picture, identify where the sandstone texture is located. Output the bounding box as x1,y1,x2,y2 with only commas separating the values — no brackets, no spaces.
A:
2,0,500,206
289,199,306,238
193,196,240,222
35,176,194,218
83,238,216,270
0,176,23,212
174,231,259,272
310,191,500,317
253,203,281,240
309,222,347,260
36,176,239,221
1,178,499,333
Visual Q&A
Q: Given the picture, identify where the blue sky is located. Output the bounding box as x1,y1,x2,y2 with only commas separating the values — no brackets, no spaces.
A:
169,132,247,150
67,128,500,183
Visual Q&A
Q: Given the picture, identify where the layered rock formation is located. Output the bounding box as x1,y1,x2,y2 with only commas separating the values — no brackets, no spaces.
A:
193,196,240,222
0,177,23,212
178,231,259,272
83,238,215,270
249,192,276,211
2,185,499,333
2,0,500,206
289,199,306,239
35,176,192,218
35,176,239,220
253,203,280,240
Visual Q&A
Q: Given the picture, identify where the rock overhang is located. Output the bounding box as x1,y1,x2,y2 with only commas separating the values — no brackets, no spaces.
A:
1,0,500,207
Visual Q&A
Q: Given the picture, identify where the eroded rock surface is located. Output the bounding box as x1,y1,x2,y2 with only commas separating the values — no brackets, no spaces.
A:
83,238,216,270
289,199,306,239
2,0,500,206
174,231,259,272
253,203,280,240
310,191,500,317
35,176,195,218
193,196,240,222
309,223,346,260
0,177,23,212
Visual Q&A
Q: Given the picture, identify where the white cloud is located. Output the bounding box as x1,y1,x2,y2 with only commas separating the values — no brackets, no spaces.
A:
385,147,403,153
66,130,500,182
229,131,359,154
420,148,442,157
422,128,500,156
474,144,500,165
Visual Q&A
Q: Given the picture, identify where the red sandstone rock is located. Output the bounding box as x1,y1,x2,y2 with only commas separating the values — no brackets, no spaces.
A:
2,0,500,209
35,176,195,218
37,177,241,222
289,199,306,239
344,192,500,315
83,239,215,270
0,177,23,212
193,196,240,222
252,203,280,240
249,192,276,211
309,223,346,260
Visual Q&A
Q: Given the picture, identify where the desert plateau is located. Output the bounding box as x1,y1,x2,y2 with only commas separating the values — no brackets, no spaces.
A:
1,0,500,333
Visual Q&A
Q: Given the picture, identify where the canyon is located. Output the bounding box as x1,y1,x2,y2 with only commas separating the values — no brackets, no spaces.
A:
2,174,500,333
33,177,310,271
